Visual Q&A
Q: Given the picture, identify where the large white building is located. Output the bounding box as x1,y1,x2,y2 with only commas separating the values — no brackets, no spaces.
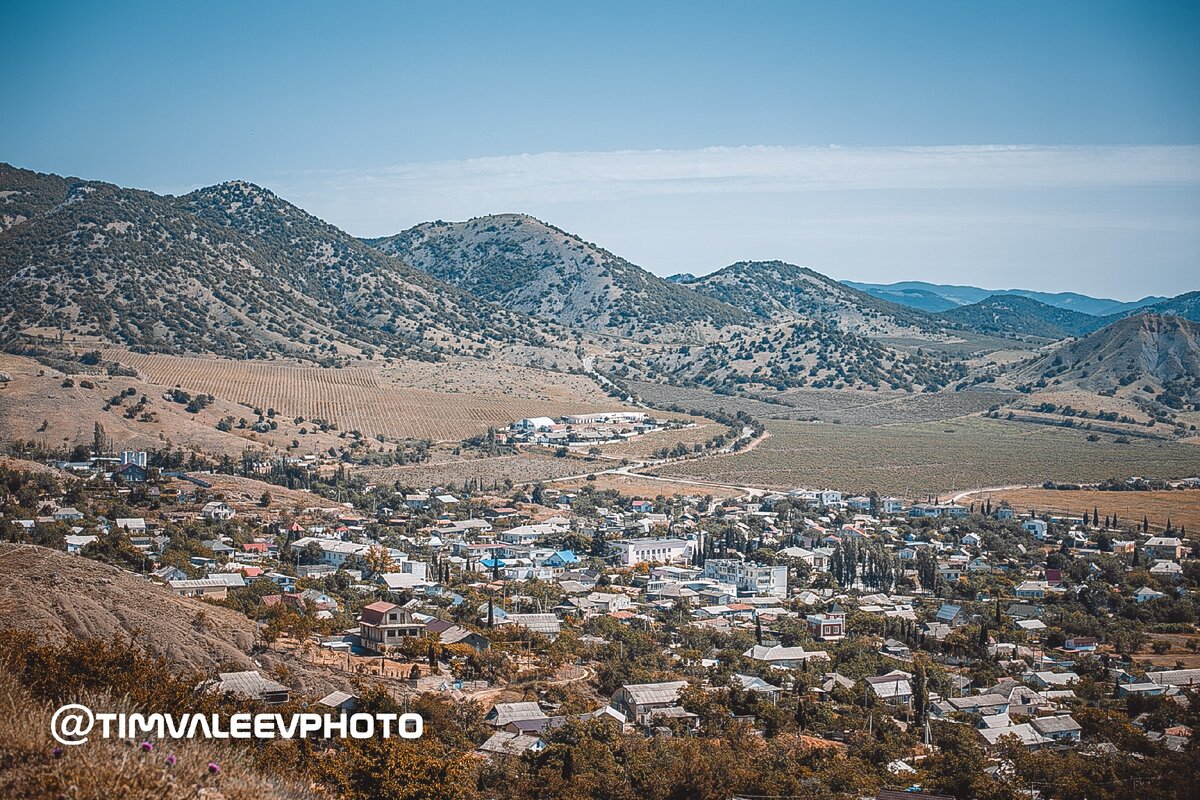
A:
610,537,693,566
701,558,788,598
563,411,647,425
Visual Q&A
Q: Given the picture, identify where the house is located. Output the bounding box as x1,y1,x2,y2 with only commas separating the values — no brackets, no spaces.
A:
1063,637,1098,653
1022,519,1048,540
434,624,490,652
702,558,788,598
610,681,688,725
544,550,580,569
743,644,829,668
1014,581,1049,599
318,691,358,711
1150,560,1184,581
936,603,965,627
865,671,913,706
610,538,693,566
53,507,84,522
512,417,556,434
1135,586,1166,603
978,722,1050,750
936,563,963,582
881,639,912,660
358,601,424,653
1032,714,1081,745
1006,602,1043,620
485,702,547,728
292,537,369,567
1029,671,1079,689
201,501,236,521
731,673,784,702
207,671,290,705
64,534,98,554
1144,536,1184,561
805,602,847,641
942,693,1010,717
582,592,632,614
961,532,982,548
167,578,230,599
506,613,562,640
1145,668,1200,688
477,731,546,756
153,565,187,582
113,462,148,482
877,792,954,800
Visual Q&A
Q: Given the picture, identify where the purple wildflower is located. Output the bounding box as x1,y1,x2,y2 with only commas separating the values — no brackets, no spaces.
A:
165,754,177,767
207,761,221,775
52,746,64,758
140,740,153,752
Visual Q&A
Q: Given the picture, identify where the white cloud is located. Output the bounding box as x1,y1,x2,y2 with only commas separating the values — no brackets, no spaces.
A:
258,145,1200,298
274,144,1200,221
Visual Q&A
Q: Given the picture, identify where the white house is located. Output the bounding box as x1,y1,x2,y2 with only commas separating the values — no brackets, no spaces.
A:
1022,519,1048,540
701,559,788,598
513,417,555,434
610,538,693,566
201,501,236,521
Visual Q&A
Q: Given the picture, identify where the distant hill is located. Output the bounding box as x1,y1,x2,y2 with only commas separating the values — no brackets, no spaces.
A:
666,272,697,284
938,295,1106,339
1013,313,1200,410
0,164,549,362
366,214,755,338
1126,291,1200,323
685,260,943,337
847,279,1165,317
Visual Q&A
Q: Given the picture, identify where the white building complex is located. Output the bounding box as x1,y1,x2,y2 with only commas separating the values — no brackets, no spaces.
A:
610,538,693,566
701,559,788,598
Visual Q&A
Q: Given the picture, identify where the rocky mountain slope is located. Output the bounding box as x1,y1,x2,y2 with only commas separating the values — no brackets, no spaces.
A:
1012,313,1200,411
0,164,552,362
0,542,345,694
366,214,755,339
680,260,943,337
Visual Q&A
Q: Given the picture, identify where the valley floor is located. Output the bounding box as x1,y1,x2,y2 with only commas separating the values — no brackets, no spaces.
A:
651,415,1200,497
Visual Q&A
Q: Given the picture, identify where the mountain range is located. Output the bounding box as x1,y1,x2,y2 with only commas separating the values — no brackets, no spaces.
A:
0,164,551,362
2,162,1197,408
845,279,1165,316
367,214,753,339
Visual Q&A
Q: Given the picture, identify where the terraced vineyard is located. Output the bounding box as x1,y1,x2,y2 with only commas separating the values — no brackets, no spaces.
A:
632,381,1014,425
652,416,1200,497
106,351,623,442
354,453,590,489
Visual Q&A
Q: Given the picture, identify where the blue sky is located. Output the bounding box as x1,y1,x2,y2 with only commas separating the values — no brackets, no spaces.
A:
3,1,1198,297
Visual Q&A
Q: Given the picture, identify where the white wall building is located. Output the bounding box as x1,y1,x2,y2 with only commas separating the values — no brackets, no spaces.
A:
701,558,788,598
610,538,693,566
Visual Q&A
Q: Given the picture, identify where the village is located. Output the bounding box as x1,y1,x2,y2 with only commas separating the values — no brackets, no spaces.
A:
3,435,1199,799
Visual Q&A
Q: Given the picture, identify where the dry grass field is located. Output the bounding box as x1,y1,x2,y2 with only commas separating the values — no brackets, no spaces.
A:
1139,633,1200,669
0,352,368,457
105,350,628,442
631,381,1014,425
354,451,591,489
653,416,1200,497
553,471,744,499
964,487,1200,532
